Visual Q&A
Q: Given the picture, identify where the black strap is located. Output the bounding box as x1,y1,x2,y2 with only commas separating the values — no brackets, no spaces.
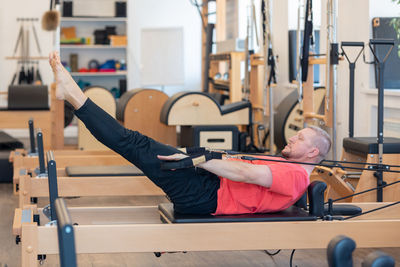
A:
160,151,223,170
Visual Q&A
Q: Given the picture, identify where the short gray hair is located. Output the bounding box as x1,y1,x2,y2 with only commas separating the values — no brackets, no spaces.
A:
307,126,331,161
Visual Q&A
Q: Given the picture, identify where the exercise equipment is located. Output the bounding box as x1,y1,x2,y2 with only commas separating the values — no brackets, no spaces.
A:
55,198,77,267
340,42,364,138
13,175,400,266
340,39,398,202
0,131,23,183
0,83,64,150
7,85,48,110
116,89,177,146
12,130,130,195
161,91,251,149
78,86,116,150
17,151,162,208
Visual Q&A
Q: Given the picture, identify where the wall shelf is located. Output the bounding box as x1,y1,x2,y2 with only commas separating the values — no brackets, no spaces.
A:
70,71,127,77
61,17,127,22
60,9,128,97
60,45,126,49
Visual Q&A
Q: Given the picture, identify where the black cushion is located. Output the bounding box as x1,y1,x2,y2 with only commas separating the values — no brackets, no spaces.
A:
0,151,13,183
324,204,362,216
8,85,49,110
158,203,317,223
220,101,251,115
66,165,143,177
0,131,23,150
343,137,400,154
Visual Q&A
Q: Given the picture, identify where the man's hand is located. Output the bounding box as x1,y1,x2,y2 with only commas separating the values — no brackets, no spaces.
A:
157,153,189,161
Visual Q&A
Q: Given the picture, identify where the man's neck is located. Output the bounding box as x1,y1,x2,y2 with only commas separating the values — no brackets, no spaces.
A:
285,156,316,176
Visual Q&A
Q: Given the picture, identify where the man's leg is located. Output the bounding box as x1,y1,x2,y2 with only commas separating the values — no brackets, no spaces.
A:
50,52,219,214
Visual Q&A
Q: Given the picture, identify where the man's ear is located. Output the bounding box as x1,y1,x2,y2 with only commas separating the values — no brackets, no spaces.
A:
308,147,320,159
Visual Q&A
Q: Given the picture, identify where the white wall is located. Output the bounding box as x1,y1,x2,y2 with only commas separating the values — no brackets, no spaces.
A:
128,0,202,96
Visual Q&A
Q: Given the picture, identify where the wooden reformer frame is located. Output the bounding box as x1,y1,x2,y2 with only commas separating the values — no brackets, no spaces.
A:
13,202,400,267
17,173,164,208
12,152,130,195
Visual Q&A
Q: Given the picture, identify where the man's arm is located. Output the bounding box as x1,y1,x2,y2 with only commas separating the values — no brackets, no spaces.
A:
157,154,272,187
198,159,272,187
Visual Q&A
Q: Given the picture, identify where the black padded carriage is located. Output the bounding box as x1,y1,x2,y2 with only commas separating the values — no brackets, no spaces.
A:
159,203,317,223
158,181,362,223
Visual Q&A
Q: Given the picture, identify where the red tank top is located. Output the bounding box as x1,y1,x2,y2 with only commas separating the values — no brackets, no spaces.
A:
214,156,309,215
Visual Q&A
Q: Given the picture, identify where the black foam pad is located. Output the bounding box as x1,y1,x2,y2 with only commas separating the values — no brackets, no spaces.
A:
8,85,49,110
324,204,362,216
158,203,317,223
66,165,143,177
343,137,400,154
0,131,23,150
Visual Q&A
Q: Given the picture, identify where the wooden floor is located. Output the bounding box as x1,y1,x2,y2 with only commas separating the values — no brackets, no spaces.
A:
1,183,400,267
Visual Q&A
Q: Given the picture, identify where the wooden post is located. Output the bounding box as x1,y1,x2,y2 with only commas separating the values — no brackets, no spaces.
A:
250,54,266,147
229,52,245,103
21,223,38,267
201,1,209,92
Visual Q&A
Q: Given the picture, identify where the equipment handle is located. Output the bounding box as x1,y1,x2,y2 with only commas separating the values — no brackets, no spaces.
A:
55,198,72,228
46,150,55,163
370,39,395,46
341,41,364,47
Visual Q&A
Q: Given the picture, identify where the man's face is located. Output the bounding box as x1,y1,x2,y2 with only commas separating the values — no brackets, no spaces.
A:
281,128,317,160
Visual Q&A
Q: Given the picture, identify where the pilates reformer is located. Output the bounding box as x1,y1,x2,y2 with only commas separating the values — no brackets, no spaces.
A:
12,126,133,195
13,152,400,267
17,151,163,208
45,199,399,267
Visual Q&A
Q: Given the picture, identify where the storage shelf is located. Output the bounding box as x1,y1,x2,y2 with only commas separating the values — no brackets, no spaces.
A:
70,71,127,77
60,45,126,49
61,17,127,22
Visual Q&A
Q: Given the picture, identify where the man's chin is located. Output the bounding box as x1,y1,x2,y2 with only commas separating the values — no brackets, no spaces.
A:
281,149,289,158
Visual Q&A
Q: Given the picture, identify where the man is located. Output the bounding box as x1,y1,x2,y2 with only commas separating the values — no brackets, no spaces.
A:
49,52,331,215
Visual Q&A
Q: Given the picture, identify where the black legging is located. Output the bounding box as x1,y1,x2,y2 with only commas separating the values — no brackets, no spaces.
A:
75,98,220,214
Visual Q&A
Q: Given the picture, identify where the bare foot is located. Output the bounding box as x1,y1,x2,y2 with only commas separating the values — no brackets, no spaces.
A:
49,51,87,109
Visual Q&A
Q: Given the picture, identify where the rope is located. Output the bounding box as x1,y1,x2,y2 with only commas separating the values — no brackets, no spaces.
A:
239,155,400,173
325,180,400,204
343,201,400,221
